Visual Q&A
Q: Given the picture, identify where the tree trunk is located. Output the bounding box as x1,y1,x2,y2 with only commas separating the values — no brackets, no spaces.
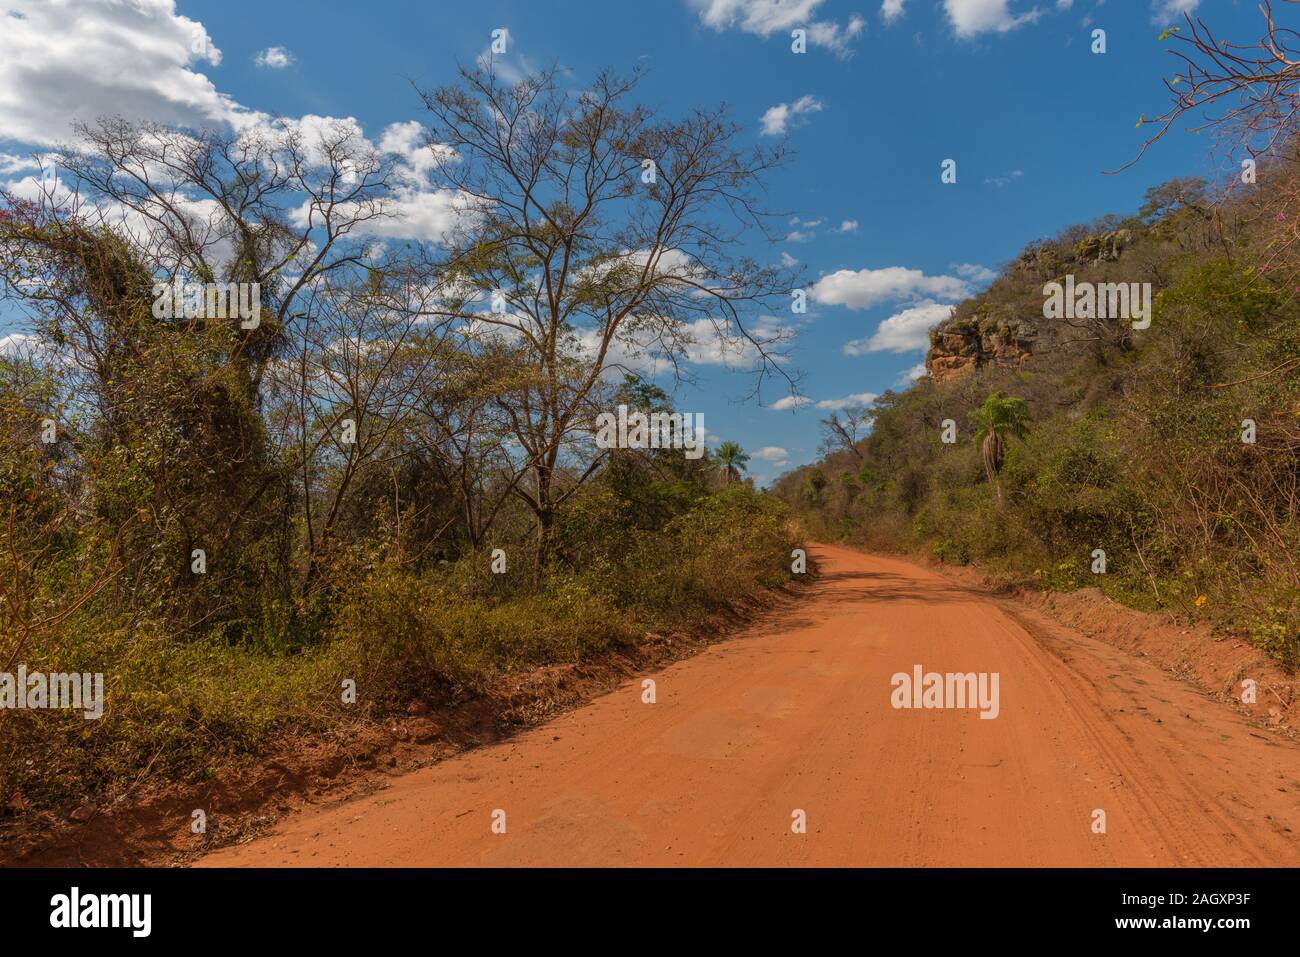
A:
533,464,555,585
982,433,1004,508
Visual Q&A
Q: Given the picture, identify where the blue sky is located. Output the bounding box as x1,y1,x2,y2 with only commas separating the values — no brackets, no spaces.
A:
0,0,1264,483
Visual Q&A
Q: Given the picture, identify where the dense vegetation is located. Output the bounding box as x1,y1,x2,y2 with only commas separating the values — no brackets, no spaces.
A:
776,168,1300,666
0,67,798,813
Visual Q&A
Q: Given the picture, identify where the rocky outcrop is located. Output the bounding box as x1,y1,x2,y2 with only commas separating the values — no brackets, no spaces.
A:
1073,227,1133,265
924,225,1138,384
925,313,1037,384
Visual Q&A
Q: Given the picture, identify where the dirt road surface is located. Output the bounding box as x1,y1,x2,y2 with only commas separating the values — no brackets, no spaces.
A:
200,544,1300,867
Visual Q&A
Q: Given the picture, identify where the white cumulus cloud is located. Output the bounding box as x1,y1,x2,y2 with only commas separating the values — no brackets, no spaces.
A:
1153,0,1198,19
689,0,865,56
811,266,970,310
760,94,824,136
843,300,954,355
899,362,928,384
954,262,997,283
255,46,295,69
0,0,258,146
943,0,1040,38
816,392,877,410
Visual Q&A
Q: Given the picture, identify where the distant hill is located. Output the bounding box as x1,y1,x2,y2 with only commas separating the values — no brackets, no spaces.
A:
774,167,1300,665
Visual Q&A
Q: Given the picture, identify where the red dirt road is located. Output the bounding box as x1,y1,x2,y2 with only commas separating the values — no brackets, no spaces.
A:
200,544,1300,867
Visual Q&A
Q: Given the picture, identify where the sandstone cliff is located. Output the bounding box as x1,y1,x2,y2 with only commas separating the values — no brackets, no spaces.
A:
924,226,1136,384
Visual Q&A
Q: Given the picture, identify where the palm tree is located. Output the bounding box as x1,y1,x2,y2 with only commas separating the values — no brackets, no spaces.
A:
714,441,750,485
970,392,1030,506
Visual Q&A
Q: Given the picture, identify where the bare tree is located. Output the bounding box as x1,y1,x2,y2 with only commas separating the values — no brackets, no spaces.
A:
62,121,395,323
818,405,871,461
268,263,457,591
415,65,797,566
1112,1,1300,173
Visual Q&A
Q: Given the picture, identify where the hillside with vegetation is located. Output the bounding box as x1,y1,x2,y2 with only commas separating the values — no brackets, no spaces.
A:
775,166,1300,666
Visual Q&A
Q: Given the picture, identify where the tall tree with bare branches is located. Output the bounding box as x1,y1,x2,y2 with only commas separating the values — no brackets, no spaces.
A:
415,64,797,567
